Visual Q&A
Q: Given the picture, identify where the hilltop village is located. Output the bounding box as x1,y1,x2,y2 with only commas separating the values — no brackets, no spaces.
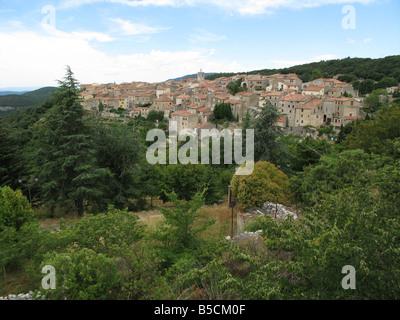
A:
80,70,364,137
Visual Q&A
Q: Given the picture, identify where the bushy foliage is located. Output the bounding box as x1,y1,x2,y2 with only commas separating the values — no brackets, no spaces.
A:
69,206,145,255
38,248,120,300
290,149,385,208
157,163,224,205
343,103,400,155
116,241,173,300
231,161,292,211
226,78,245,95
213,103,234,122
0,186,33,232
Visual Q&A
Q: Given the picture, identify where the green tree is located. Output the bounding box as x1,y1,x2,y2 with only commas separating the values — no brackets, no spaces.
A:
34,66,110,216
92,122,145,211
98,101,104,112
0,186,34,270
38,248,120,300
343,103,400,155
309,69,324,81
363,89,389,113
338,74,358,83
359,79,375,95
291,149,385,208
156,190,215,252
0,186,33,232
252,101,282,163
226,78,245,95
147,110,164,122
213,103,234,122
157,164,222,205
374,76,398,90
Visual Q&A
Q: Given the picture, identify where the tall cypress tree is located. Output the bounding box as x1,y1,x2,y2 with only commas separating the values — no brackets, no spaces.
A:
35,66,110,216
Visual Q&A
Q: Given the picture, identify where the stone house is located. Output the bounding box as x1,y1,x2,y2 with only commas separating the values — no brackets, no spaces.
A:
279,94,313,127
276,116,288,128
191,94,209,107
232,91,259,109
171,110,198,131
302,85,328,97
294,99,325,128
259,91,287,108
151,97,174,111
176,94,191,106
129,107,150,118
225,99,245,122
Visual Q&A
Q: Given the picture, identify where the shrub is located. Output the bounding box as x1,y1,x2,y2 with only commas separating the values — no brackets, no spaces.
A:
71,205,145,255
38,248,120,300
116,241,173,300
0,186,33,232
231,161,292,211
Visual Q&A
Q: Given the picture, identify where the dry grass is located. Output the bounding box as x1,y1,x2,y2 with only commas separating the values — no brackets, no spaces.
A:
135,198,236,237
198,199,237,239
0,267,35,297
34,205,81,228
136,210,165,231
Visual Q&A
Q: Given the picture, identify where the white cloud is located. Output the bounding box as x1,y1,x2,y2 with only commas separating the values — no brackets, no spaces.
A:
59,0,378,15
0,30,246,87
189,29,226,44
346,38,356,44
314,54,337,61
363,37,372,43
109,18,169,35
42,23,115,42
270,54,338,68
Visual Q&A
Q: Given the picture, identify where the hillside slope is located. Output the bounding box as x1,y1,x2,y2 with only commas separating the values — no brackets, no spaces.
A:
0,87,57,115
206,55,400,83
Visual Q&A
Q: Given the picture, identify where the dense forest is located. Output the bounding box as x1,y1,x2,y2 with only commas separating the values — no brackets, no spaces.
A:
0,67,399,300
207,55,400,95
0,87,57,116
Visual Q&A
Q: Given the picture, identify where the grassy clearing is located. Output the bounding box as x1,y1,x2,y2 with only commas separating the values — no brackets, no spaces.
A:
198,199,237,239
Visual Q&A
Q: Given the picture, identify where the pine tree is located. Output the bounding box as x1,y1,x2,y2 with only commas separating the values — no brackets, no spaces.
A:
35,66,110,216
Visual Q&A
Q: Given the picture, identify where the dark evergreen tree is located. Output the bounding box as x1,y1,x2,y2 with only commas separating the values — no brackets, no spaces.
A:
0,117,22,189
92,122,145,210
252,101,283,164
35,66,110,216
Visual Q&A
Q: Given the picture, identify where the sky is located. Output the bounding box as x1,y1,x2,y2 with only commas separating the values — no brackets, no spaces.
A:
0,0,399,88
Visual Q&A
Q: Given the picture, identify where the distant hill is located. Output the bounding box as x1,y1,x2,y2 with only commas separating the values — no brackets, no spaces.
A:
0,87,57,115
166,73,216,82
0,91,29,96
206,55,400,84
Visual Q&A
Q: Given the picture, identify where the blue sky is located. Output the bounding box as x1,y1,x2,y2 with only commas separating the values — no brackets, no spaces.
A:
0,0,399,88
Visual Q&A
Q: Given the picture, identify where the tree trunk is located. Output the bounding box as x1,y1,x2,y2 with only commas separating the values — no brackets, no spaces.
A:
76,199,84,216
